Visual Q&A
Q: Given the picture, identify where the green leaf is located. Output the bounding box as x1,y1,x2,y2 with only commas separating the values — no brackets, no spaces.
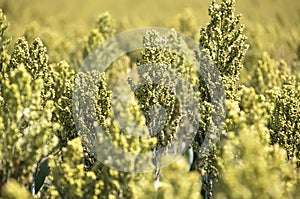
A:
34,157,49,193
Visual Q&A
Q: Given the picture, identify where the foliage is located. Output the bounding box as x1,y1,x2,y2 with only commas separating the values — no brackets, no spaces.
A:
83,11,131,89
0,0,300,198
190,0,249,197
41,138,102,199
0,9,9,75
215,81,299,198
199,0,248,99
50,60,76,146
83,12,116,58
130,157,202,199
130,29,198,148
216,121,298,199
249,52,289,94
174,8,198,40
267,76,300,167
1,179,31,199
0,48,59,196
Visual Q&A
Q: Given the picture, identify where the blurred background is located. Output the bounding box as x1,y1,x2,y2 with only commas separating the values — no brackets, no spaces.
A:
2,0,300,33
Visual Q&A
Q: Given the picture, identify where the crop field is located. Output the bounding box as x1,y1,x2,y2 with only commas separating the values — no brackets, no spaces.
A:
0,0,299,198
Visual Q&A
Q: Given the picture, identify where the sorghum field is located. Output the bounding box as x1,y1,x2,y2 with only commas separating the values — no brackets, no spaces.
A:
0,0,299,198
